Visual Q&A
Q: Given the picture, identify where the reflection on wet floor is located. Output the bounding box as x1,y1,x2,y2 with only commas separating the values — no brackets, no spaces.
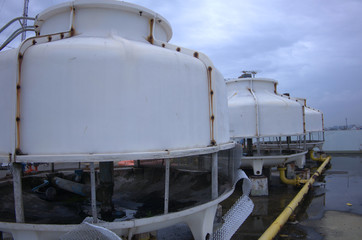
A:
301,211,362,240
222,172,303,240
221,153,362,240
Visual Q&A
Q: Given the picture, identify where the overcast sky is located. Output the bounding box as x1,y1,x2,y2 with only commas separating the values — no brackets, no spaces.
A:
1,0,361,127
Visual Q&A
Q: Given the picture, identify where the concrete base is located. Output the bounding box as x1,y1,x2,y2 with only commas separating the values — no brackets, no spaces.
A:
250,176,268,196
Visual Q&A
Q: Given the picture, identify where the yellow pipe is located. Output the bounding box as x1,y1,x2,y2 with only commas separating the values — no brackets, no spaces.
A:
259,156,331,240
277,167,308,186
310,150,325,162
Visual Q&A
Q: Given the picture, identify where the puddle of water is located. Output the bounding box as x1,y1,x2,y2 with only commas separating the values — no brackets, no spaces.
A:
221,154,362,240
301,211,362,240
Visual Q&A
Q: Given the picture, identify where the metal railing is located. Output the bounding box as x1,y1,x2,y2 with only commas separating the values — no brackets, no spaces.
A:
0,16,35,51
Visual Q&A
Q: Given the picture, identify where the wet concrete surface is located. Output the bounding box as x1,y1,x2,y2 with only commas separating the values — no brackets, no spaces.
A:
301,211,362,240
226,153,362,240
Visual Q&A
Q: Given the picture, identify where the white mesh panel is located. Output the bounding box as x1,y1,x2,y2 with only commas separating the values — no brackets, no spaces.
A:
60,222,122,240
213,170,254,240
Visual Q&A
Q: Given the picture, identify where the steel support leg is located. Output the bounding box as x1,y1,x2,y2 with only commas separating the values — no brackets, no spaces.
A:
99,161,114,221
164,159,170,214
90,162,97,223
212,153,218,199
12,163,24,223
